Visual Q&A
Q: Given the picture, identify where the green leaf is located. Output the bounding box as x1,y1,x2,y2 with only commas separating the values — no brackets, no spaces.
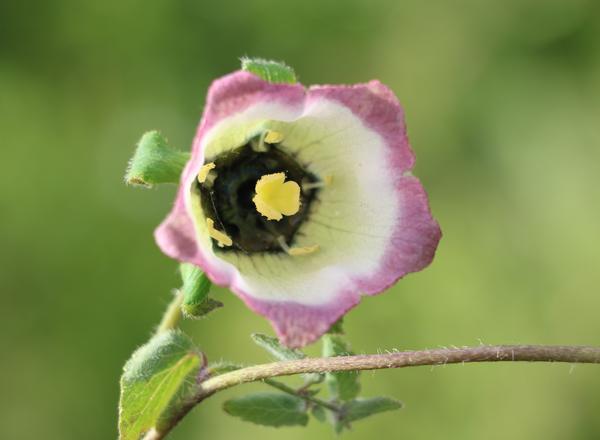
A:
251,333,323,385
241,57,297,84
119,330,203,440
223,392,309,427
207,361,242,375
125,131,189,187
179,264,221,318
311,404,327,423
343,397,403,422
322,335,361,401
251,333,305,361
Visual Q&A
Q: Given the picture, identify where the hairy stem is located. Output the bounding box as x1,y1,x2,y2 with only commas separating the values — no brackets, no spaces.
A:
156,291,183,334
147,344,600,440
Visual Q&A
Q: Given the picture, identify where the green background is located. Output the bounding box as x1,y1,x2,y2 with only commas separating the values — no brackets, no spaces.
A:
1,0,599,439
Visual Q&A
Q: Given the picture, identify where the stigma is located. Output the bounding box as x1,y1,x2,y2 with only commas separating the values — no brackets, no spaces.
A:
252,172,301,221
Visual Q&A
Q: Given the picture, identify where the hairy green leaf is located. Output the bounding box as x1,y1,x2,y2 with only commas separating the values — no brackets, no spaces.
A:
119,330,203,440
207,361,242,375
251,333,323,384
125,131,189,187
322,335,361,401
179,264,221,318
251,333,305,361
343,397,403,422
223,392,309,427
241,57,297,84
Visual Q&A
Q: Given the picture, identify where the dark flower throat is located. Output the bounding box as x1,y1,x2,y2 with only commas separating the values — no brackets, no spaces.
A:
196,137,319,254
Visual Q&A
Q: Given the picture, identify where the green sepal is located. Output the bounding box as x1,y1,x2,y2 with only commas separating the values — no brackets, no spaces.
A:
118,330,204,440
241,57,297,84
183,297,223,318
343,397,403,423
223,392,309,427
322,335,361,402
125,131,189,188
179,264,221,319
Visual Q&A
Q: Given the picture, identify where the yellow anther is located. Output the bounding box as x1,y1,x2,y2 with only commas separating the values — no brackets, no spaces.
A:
206,218,232,247
253,173,301,221
264,130,284,144
197,162,216,183
288,244,320,256
277,236,319,256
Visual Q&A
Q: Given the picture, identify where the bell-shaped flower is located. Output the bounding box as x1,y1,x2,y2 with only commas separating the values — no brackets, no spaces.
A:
155,70,441,347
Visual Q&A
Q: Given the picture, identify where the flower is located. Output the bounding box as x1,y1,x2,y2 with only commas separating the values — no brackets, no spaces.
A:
155,70,441,347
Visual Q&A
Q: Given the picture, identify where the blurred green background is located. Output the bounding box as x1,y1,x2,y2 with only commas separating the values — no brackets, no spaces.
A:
1,0,599,439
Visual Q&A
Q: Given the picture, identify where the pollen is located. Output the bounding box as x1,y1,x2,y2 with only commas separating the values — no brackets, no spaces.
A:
253,172,301,221
197,162,216,183
264,130,284,144
206,218,232,247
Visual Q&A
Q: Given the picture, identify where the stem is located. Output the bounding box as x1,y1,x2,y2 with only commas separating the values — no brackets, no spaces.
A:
156,290,183,334
199,344,600,395
148,344,600,440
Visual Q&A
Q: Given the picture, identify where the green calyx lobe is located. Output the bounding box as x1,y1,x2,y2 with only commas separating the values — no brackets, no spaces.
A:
125,131,189,187
241,57,297,84
179,264,222,319
196,135,319,254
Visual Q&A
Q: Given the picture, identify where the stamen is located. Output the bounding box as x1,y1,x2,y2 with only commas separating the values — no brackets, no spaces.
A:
206,218,233,247
197,162,216,183
289,244,320,256
264,130,284,144
302,175,333,191
203,172,217,189
277,236,319,256
253,172,301,221
252,131,269,152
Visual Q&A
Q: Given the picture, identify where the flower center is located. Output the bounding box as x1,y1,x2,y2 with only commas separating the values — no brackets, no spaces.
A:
196,134,320,253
